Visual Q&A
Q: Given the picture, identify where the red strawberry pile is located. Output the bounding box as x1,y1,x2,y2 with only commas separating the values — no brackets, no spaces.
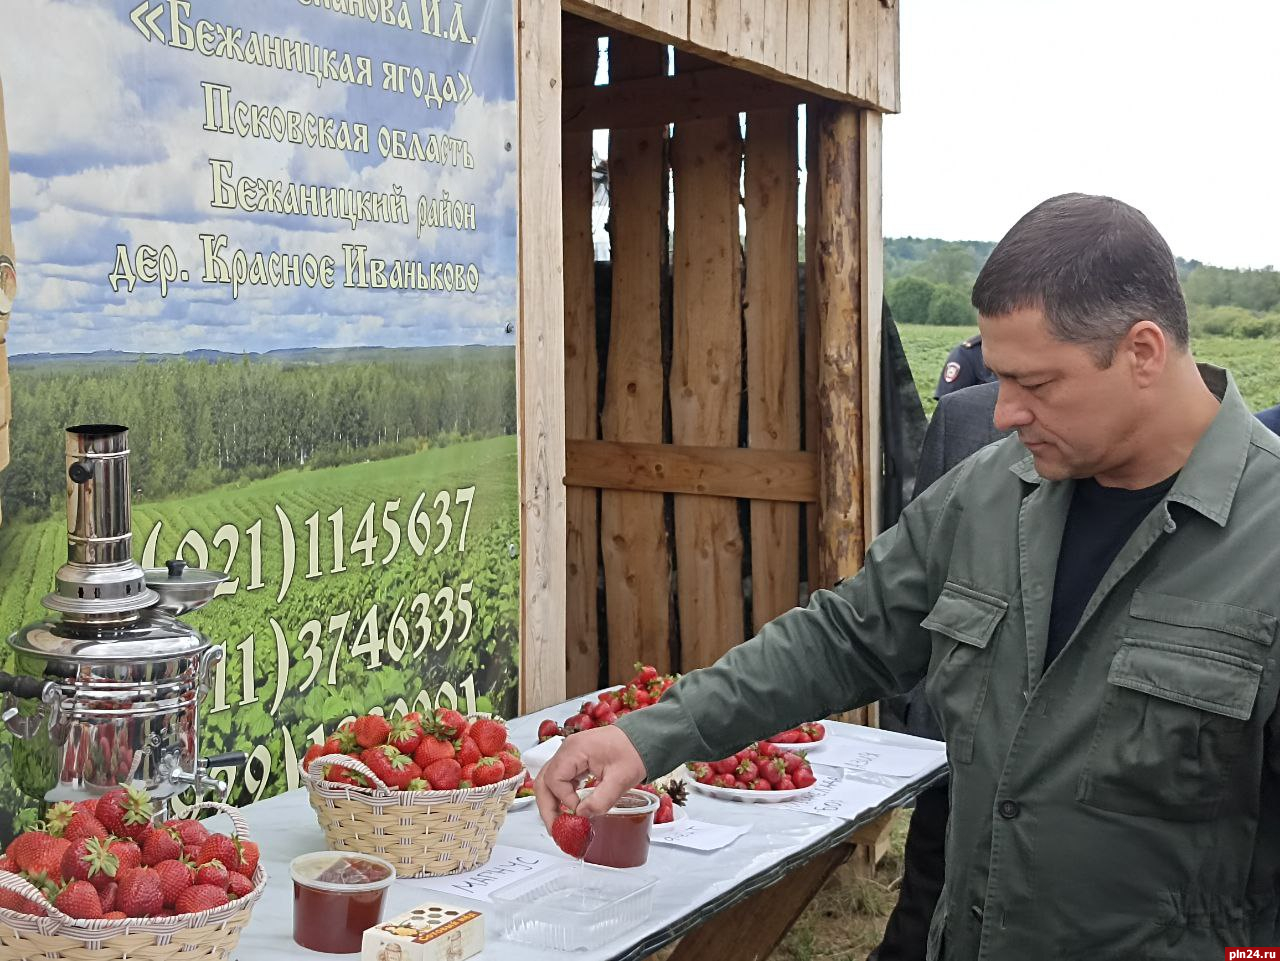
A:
303,708,523,793
764,722,826,745
0,786,259,920
689,741,817,792
538,664,679,742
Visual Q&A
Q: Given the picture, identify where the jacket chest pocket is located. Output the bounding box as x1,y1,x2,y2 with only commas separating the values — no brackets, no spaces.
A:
1078,637,1264,821
922,582,1008,764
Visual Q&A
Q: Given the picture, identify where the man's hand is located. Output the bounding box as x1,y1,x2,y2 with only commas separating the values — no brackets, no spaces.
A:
535,725,647,831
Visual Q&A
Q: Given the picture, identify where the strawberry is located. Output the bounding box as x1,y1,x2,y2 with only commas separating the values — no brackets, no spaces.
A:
688,762,714,784
634,663,659,684
6,829,53,875
61,836,118,890
44,802,78,838
516,775,535,799
471,757,505,787
413,736,455,768
27,837,70,884
710,774,738,789
782,751,807,773
174,884,228,915
140,828,181,867
62,811,108,844
497,751,523,779
353,714,391,749
102,910,127,920
0,855,14,873
655,794,674,824
801,722,826,742
537,720,561,743
226,871,254,899
779,776,797,791
550,814,592,859
99,880,118,912
425,759,462,791
387,716,423,756
736,759,759,782
459,763,476,787
196,835,242,874
430,708,468,741
792,766,817,789
332,722,360,755
153,860,193,907
406,778,430,791
750,778,772,791
710,757,738,776
55,879,103,919
164,819,210,848
237,839,259,879
324,766,367,789
361,746,416,789
117,866,163,917
108,839,141,873
96,786,153,841
195,861,228,890
301,743,329,772
457,737,481,767
761,758,786,786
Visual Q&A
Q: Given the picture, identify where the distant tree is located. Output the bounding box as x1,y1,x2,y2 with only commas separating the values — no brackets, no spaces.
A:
926,285,978,327
919,242,978,287
887,276,937,325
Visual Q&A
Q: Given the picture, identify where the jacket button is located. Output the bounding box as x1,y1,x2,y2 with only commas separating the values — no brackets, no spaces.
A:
970,904,984,921
998,799,1020,819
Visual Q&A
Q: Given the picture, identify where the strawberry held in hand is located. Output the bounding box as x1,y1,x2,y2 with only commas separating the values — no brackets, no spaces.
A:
550,813,593,859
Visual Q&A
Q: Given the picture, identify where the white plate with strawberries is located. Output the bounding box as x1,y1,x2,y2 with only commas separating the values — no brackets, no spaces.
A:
687,743,821,803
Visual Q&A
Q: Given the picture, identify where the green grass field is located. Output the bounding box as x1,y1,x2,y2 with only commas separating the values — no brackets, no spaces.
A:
0,435,520,809
899,324,1280,418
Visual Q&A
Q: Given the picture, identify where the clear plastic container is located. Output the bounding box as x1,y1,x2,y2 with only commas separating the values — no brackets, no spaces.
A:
490,862,657,951
578,787,658,868
290,851,396,954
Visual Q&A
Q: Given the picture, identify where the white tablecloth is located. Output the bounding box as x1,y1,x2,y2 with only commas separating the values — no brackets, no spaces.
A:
232,697,946,960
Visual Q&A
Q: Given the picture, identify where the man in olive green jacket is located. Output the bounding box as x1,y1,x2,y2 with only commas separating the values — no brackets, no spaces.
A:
538,194,1280,959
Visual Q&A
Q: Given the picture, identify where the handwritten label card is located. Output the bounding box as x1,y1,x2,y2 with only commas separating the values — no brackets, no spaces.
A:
403,846,556,903
817,738,945,779
650,819,751,852
781,772,890,820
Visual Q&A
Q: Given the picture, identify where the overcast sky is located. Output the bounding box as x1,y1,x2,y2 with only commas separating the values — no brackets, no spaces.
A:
882,0,1280,269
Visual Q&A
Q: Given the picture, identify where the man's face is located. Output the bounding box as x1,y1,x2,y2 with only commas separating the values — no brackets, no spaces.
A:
981,306,1141,481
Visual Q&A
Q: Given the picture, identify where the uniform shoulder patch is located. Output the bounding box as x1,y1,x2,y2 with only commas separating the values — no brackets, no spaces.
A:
943,361,962,383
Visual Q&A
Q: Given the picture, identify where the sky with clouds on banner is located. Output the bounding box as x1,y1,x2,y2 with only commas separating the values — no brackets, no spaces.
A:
0,0,517,357
882,0,1280,270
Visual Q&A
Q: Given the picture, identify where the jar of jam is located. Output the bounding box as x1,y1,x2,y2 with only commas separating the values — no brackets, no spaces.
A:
579,788,658,869
290,851,396,953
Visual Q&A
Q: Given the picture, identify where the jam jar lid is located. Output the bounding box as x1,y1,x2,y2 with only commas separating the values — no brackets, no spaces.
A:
290,852,396,893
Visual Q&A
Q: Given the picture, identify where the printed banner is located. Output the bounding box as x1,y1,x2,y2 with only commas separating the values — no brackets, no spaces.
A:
0,0,519,833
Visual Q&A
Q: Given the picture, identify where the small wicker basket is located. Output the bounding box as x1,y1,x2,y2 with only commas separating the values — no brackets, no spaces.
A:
302,754,523,878
0,801,267,961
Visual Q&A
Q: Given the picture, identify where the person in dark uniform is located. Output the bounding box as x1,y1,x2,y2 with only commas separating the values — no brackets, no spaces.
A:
934,333,996,399
1259,403,1280,434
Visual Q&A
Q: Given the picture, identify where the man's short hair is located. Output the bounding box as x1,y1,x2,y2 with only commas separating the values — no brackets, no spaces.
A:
971,193,1189,363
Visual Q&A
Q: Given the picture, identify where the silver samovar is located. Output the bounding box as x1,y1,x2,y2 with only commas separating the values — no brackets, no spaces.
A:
2,425,244,815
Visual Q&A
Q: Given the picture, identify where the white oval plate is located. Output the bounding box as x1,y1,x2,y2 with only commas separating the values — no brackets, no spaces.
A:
688,778,817,804
509,793,536,811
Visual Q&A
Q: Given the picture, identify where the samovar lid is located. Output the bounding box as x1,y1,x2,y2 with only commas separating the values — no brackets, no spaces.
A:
8,614,210,662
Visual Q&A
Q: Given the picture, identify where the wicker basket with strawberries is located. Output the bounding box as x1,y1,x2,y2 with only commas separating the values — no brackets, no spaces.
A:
301,708,525,878
0,798,266,961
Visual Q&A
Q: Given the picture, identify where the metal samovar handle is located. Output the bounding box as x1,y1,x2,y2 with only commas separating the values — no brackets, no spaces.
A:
0,672,61,736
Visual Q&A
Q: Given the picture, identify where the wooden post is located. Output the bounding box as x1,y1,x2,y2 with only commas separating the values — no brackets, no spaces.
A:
812,101,863,590
563,32,601,697
517,0,567,712
670,54,745,671
600,35,673,680
744,107,801,629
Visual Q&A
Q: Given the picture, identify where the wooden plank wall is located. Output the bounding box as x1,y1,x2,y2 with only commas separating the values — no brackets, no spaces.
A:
669,52,745,670
558,20,886,712
562,34,601,698
562,0,899,111
600,36,674,680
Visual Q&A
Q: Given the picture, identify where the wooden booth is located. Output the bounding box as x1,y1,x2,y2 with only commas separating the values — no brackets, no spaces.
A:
515,0,901,720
